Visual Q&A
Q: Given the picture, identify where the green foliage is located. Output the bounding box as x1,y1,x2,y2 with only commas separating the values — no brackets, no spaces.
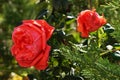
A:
0,0,120,80
57,42,120,80
99,0,120,42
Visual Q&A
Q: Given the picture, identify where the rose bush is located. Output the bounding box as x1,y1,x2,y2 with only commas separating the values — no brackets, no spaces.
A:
11,20,54,70
77,9,107,38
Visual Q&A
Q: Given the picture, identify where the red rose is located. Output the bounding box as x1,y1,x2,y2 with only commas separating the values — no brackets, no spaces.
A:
77,9,107,38
11,20,54,70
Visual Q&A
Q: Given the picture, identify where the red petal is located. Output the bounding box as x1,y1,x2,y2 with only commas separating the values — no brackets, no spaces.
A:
34,45,51,70
16,60,32,67
100,17,107,26
36,20,55,41
77,14,89,38
22,20,34,23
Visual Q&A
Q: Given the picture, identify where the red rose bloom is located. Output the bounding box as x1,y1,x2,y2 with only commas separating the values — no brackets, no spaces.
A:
77,9,107,38
11,20,54,70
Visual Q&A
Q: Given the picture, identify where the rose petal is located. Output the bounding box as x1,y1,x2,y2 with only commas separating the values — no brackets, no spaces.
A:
34,45,51,70
22,20,34,23
16,60,32,67
77,14,89,38
36,20,55,40
11,45,19,56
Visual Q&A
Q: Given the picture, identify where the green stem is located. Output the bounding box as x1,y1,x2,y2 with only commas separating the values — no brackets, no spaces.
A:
100,48,120,56
100,50,112,56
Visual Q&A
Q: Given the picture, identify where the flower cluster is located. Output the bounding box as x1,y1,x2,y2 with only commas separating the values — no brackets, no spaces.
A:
11,9,106,70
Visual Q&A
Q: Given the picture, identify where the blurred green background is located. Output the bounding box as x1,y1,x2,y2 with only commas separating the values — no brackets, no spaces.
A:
0,0,120,80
